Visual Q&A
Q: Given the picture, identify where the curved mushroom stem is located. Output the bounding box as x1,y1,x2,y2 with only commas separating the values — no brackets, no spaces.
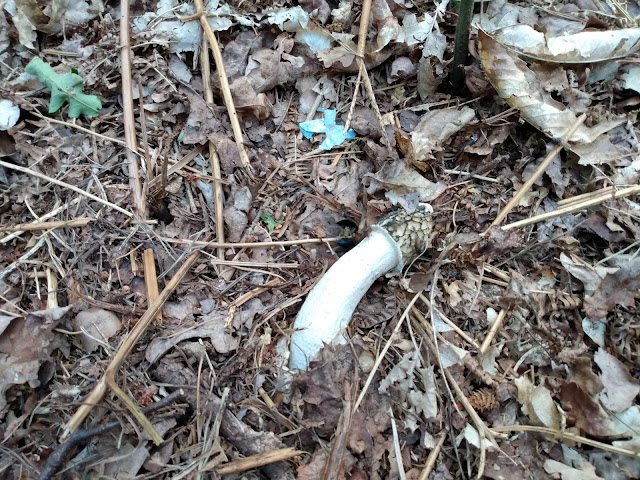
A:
289,206,434,371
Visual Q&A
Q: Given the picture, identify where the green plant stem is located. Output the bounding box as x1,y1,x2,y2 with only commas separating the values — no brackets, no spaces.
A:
452,0,475,88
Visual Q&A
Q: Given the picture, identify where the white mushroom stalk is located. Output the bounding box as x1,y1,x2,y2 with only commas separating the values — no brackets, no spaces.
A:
289,206,434,370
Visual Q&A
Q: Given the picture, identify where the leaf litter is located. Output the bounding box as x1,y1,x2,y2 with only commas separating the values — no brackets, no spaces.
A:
0,0,639,478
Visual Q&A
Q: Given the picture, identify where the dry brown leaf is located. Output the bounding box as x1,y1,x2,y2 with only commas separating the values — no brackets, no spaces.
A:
410,106,476,167
593,348,640,413
364,159,446,204
478,30,628,166
583,257,640,319
0,306,70,412
493,25,640,63
558,382,625,438
73,308,122,353
515,376,561,429
544,459,604,480
146,310,238,364
230,77,270,120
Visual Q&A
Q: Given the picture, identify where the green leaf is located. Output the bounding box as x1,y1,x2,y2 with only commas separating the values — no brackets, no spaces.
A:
260,213,283,233
25,57,102,118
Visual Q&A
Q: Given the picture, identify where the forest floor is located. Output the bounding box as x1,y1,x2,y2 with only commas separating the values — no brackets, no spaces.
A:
0,0,639,479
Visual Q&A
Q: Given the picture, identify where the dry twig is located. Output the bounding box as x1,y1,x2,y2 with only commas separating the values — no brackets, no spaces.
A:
479,308,507,354
181,0,252,172
484,113,587,232
200,34,230,278
119,0,145,217
417,434,446,480
0,160,132,218
491,425,640,459
501,184,640,231
62,249,202,441
0,218,94,232
143,248,161,322
210,447,302,475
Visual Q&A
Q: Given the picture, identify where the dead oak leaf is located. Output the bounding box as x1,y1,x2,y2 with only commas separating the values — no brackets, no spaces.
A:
583,257,640,319
145,311,238,364
594,348,640,413
0,306,71,413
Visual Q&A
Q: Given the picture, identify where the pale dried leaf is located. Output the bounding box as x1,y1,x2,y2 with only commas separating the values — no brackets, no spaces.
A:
584,257,640,319
594,348,640,413
411,107,476,163
493,25,640,63
0,307,71,412
146,311,238,364
544,459,603,480
478,30,627,165
364,159,447,204
73,308,122,353
515,377,561,429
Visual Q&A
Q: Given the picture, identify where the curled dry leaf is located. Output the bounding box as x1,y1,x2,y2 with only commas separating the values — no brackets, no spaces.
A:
492,25,640,64
5,0,104,49
73,308,122,353
0,306,71,413
593,348,640,413
364,159,446,204
409,106,476,168
478,30,629,166
583,257,640,319
146,310,238,364
515,376,561,430
544,459,604,480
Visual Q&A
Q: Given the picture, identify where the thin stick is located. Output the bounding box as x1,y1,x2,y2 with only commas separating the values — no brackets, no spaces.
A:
479,309,507,354
181,0,251,171
37,390,184,480
163,236,341,248
120,0,145,217
62,250,201,439
207,447,303,475
0,160,132,217
356,0,372,55
201,34,229,277
138,82,152,184
0,236,46,280
417,434,446,480
484,114,587,232
358,60,393,156
322,379,355,479
417,294,479,349
556,185,615,207
1,199,76,244
205,257,297,269
490,425,640,459
31,111,127,147
353,293,421,412
148,145,206,188
501,185,640,231
143,248,161,322
1,218,94,232
46,268,58,309
342,0,371,134
412,304,479,349
442,366,492,479
391,412,407,480
107,379,163,445
343,61,363,135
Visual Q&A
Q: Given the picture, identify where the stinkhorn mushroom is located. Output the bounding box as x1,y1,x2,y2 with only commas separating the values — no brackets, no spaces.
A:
289,206,435,370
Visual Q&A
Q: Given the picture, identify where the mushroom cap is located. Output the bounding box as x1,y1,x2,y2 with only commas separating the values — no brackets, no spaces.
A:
376,205,434,268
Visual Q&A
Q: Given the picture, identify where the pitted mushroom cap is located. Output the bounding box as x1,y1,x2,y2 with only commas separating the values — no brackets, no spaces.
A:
376,205,434,264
